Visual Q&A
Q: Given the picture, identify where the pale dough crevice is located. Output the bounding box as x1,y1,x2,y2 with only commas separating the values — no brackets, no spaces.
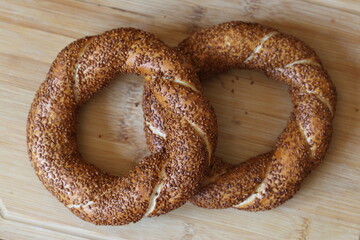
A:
67,201,94,209
73,39,93,103
144,164,167,216
173,77,200,93
244,31,279,63
146,121,167,139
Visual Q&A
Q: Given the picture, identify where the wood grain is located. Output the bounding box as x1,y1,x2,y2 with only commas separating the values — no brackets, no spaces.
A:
0,0,359,239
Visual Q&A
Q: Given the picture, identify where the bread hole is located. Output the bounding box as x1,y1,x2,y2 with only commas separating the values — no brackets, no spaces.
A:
77,74,149,176
202,69,292,165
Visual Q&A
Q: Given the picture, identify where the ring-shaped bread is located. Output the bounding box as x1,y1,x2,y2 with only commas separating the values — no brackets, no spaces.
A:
143,22,337,210
27,28,217,225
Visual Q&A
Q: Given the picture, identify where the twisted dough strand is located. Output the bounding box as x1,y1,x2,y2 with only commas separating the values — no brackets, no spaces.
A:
27,28,217,225
143,22,336,210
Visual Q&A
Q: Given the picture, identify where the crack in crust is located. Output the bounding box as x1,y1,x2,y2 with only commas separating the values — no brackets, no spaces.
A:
27,28,217,225
172,77,200,93
67,201,94,209
146,121,167,139
143,21,336,211
73,39,93,103
187,119,212,165
144,164,167,216
282,58,321,69
244,31,279,63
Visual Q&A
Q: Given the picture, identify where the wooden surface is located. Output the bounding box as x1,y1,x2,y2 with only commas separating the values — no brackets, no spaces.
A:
1,0,359,239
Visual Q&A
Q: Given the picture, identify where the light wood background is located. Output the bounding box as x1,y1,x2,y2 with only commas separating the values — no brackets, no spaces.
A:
1,0,359,239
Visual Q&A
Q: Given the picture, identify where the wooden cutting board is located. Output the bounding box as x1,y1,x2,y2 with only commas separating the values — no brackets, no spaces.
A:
1,0,359,239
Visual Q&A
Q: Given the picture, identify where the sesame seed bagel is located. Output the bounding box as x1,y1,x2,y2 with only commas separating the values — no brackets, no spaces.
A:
27,28,217,225
143,21,337,210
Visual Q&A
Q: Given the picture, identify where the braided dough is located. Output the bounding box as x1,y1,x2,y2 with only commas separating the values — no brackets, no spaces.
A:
143,22,337,210
27,28,217,225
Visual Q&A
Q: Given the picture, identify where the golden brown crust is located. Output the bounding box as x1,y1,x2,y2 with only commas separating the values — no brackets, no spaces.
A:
27,28,217,225
143,21,336,210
